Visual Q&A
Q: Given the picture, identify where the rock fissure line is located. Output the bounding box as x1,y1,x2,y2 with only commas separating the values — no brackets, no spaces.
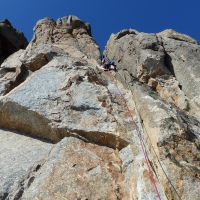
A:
156,34,176,77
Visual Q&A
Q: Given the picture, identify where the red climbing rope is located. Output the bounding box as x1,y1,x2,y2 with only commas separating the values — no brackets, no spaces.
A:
108,71,162,200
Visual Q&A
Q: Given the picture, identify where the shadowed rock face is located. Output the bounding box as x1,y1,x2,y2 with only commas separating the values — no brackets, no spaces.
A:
0,19,28,64
0,20,28,96
0,16,199,200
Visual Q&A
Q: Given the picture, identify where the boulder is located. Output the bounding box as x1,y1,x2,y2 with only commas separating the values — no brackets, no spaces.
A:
0,54,138,149
158,29,198,44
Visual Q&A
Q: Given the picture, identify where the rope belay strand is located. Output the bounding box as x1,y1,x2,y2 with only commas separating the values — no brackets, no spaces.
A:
108,71,162,200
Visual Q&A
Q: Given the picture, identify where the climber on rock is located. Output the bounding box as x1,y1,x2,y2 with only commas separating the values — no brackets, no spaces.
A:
101,55,117,71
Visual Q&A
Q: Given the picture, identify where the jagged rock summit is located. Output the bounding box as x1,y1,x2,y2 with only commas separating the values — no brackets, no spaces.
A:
0,16,199,200
0,19,28,64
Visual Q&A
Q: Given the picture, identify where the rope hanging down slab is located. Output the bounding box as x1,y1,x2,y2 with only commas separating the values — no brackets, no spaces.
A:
107,71,162,200
116,72,182,200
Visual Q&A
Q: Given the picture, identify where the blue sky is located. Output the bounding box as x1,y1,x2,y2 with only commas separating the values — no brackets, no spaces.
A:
0,0,199,50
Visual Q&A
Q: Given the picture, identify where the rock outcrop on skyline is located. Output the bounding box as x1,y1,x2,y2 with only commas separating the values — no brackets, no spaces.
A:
0,16,199,200
0,19,28,64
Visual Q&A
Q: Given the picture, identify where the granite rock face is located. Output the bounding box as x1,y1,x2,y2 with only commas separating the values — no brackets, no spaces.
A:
0,16,199,200
21,137,128,200
104,29,189,110
105,28,200,200
0,129,52,200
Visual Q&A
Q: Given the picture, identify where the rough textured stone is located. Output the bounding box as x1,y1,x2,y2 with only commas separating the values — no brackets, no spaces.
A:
105,28,200,199
21,137,128,200
20,137,168,200
0,56,135,149
158,31,200,100
104,29,189,111
130,82,200,200
26,16,101,64
0,19,28,64
157,30,200,118
0,50,29,96
158,29,198,44
0,129,52,200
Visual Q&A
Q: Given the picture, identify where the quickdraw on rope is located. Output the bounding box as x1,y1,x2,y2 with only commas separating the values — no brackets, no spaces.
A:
107,71,162,200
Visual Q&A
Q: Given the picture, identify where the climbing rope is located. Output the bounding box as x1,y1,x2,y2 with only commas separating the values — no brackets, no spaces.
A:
113,70,182,200
106,71,162,200
140,117,182,200
117,71,183,200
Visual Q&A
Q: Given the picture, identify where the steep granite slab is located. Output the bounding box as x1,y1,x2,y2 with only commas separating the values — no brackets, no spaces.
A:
0,56,135,149
105,28,200,200
21,137,128,200
20,137,166,200
157,29,200,100
0,129,53,199
104,29,189,110
129,81,200,200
